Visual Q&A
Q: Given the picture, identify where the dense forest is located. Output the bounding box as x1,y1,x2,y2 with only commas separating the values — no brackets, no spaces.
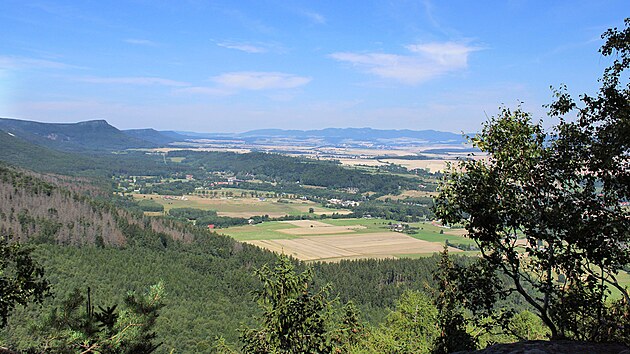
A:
0,164,504,352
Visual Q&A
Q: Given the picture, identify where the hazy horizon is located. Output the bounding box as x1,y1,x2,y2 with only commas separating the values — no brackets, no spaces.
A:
1,1,626,133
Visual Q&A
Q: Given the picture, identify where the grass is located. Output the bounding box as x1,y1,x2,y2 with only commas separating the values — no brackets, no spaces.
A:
609,270,630,300
219,222,299,241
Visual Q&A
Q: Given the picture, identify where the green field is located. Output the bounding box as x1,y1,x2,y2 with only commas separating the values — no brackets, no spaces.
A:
219,222,300,241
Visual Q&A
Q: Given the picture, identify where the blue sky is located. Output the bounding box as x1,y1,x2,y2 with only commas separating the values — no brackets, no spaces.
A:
0,1,627,133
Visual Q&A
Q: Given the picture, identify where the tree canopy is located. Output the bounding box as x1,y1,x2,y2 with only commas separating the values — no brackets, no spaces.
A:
435,19,630,341
0,236,50,328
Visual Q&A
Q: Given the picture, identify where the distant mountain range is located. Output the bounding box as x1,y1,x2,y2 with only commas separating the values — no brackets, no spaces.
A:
0,117,469,155
173,127,468,145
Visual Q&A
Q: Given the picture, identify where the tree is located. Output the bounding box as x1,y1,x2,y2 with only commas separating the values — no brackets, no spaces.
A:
0,235,50,328
32,282,165,353
435,19,630,341
240,255,335,353
360,290,439,354
431,247,476,354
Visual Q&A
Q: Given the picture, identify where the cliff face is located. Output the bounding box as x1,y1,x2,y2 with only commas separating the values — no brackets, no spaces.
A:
455,340,630,354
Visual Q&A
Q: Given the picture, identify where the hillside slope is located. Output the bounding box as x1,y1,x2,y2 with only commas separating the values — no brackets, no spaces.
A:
0,118,156,151
123,128,189,145
0,164,193,246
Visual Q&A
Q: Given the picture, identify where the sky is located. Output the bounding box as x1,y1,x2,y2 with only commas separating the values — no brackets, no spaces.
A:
0,1,627,133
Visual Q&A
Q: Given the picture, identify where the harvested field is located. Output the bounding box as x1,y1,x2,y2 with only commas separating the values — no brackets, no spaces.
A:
278,226,365,236
335,158,386,167
282,220,335,227
132,193,345,218
243,232,460,261
382,159,452,173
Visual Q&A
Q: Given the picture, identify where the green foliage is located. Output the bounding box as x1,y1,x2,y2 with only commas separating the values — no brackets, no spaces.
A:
359,290,438,354
168,207,217,219
167,207,248,228
431,247,477,354
240,255,335,353
169,150,419,195
350,200,434,221
0,236,50,328
507,310,550,341
435,20,630,341
137,199,164,212
30,282,165,353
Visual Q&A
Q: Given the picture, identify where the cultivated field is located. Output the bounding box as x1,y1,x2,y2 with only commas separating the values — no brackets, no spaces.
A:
222,218,466,262
132,193,349,218
382,159,451,173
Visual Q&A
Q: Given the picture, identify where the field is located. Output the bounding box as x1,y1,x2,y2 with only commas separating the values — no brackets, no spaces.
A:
132,193,349,218
382,159,450,173
221,218,469,262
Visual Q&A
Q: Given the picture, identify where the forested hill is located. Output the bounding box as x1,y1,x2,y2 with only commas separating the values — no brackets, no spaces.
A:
0,130,98,174
0,130,193,177
122,128,188,145
0,164,193,246
0,118,158,151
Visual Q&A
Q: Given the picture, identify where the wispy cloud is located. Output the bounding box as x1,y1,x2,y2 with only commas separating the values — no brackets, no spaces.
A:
330,42,481,84
302,10,326,24
216,41,267,53
212,71,311,90
77,76,189,86
173,86,233,96
0,55,75,70
124,38,159,46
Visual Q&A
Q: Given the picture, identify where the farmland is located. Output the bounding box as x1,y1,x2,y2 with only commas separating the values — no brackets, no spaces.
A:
221,218,470,261
131,193,349,218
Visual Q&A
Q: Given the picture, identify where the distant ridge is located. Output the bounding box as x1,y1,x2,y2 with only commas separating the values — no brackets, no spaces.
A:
173,127,468,145
123,128,189,145
0,117,157,151
241,127,466,142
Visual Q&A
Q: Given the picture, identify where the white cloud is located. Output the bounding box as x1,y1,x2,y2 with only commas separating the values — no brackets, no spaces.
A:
217,41,267,53
78,76,189,86
330,42,481,84
212,71,311,90
124,38,158,46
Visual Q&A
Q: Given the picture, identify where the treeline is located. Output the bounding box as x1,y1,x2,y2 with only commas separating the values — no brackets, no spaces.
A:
168,151,420,195
168,207,250,228
349,199,434,221
233,181,363,201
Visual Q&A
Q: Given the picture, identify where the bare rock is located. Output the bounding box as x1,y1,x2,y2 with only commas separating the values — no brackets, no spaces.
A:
453,340,629,354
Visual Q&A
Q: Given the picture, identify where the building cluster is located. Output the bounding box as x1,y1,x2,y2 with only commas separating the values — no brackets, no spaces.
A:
327,199,360,208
